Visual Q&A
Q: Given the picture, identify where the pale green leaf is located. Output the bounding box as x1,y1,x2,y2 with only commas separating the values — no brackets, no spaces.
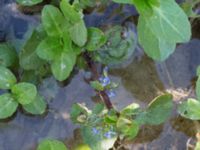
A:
23,95,47,115
16,0,43,6
11,82,37,105
0,93,18,119
42,5,64,37
0,66,17,89
37,139,68,150
51,52,76,81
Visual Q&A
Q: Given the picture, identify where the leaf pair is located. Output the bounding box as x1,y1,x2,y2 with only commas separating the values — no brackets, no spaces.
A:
0,66,46,119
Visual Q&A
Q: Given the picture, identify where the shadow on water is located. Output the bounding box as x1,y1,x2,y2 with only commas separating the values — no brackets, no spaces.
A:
1,1,200,150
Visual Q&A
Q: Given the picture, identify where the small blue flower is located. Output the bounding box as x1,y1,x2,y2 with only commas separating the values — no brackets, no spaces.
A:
99,76,111,87
106,90,116,98
92,127,100,135
104,131,115,138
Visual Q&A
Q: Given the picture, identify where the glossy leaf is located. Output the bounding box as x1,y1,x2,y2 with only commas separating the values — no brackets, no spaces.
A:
23,95,47,115
37,139,68,150
11,82,37,105
0,43,17,67
16,0,43,6
86,27,107,51
42,5,64,37
0,93,18,119
36,37,63,61
51,52,76,81
0,66,17,89
178,98,200,120
138,16,176,61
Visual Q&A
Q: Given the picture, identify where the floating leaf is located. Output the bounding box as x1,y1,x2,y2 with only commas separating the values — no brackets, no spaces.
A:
11,82,37,105
37,139,68,150
0,66,17,89
0,93,18,119
23,95,47,115
51,52,76,81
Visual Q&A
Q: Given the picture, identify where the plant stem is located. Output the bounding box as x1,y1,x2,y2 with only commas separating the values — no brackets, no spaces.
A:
83,52,113,110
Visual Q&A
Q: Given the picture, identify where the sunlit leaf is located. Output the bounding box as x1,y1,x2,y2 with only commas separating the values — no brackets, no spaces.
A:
37,139,68,150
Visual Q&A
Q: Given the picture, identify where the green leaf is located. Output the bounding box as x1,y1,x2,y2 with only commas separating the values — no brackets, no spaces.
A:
0,93,18,119
23,95,47,115
42,5,64,37
138,16,176,61
0,43,17,67
136,94,173,125
16,0,43,6
120,103,140,117
51,52,76,81
36,37,63,61
90,81,104,91
86,27,107,51
11,82,37,105
60,0,81,24
92,103,105,114
81,126,117,150
19,30,45,70
116,117,139,139
112,0,133,4
69,20,87,47
37,139,68,150
178,98,200,120
147,0,191,43
0,66,17,89
70,103,90,123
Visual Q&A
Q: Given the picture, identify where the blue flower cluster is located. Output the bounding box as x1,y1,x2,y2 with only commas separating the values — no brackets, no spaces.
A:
92,127,116,139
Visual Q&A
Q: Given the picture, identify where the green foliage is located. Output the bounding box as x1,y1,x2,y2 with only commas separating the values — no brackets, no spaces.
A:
90,81,104,91
0,93,18,119
23,95,47,115
11,82,37,105
0,66,17,89
0,43,17,67
37,139,68,150
178,98,200,120
16,0,43,6
95,25,137,65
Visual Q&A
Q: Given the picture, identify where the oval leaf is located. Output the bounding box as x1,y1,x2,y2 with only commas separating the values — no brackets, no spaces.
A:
37,139,68,150
0,93,18,119
51,52,76,81
16,0,43,6
42,5,64,37
11,82,37,105
23,95,47,115
0,66,17,89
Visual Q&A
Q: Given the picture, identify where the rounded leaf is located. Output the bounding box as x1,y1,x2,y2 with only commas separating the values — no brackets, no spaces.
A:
37,139,68,150
0,93,18,119
11,82,37,105
0,66,17,89
23,95,47,115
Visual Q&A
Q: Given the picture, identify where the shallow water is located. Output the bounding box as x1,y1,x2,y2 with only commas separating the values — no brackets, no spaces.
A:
0,1,200,150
